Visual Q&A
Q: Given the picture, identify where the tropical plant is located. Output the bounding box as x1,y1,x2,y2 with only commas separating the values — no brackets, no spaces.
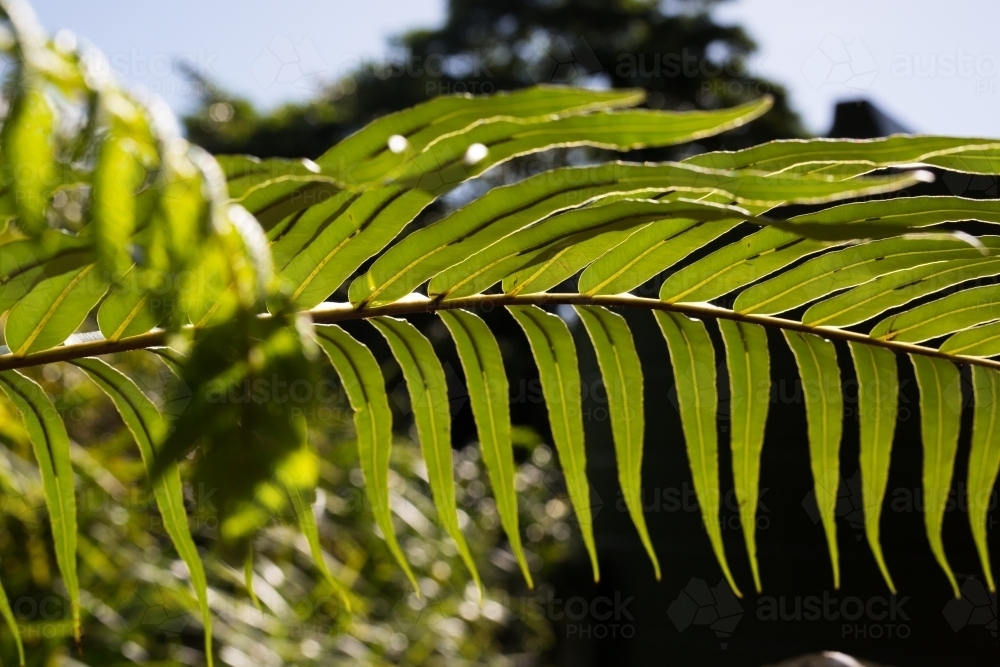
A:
0,1,998,664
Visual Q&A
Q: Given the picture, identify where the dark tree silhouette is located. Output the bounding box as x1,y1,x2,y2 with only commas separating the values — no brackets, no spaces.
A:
184,0,802,158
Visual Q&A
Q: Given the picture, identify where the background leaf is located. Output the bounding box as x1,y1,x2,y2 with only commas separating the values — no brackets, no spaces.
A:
314,324,421,593
72,357,214,665
574,305,660,579
967,366,999,592
507,305,598,581
910,354,962,597
0,370,80,639
655,311,741,595
370,315,483,593
718,320,770,593
438,309,533,587
783,331,842,589
848,343,898,593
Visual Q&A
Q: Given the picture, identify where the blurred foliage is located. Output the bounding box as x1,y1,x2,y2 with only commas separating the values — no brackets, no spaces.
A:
0,348,579,665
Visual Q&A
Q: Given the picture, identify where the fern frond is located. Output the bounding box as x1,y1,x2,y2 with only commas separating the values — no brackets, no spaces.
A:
0,4,998,652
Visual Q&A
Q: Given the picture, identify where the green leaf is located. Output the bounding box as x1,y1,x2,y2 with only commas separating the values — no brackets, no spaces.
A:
507,305,598,581
92,134,148,278
684,136,1000,176
967,366,1000,592
736,236,1000,316
244,548,261,610
0,235,93,315
718,320,770,593
276,89,704,300
280,93,769,306
279,186,426,309
432,199,741,300
219,154,344,232
351,162,921,307
579,217,743,295
287,485,353,610
870,284,1000,343
909,354,962,597
314,324,421,593
776,196,1000,241
97,266,171,340
286,108,845,310
783,331,842,589
920,146,1000,174
221,156,331,200
392,100,774,189
316,86,650,183
500,195,744,296
655,312,741,596
940,321,1000,357
805,253,1000,328
369,316,483,593
71,358,214,666
0,573,24,666
151,150,208,272
175,242,241,328
233,178,344,235
660,227,833,304
3,262,108,355
438,309,533,587
574,305,660,579
498,200,677,296
0,370,80,639
847,343,898,594
270,191,357,270
0,87,58,234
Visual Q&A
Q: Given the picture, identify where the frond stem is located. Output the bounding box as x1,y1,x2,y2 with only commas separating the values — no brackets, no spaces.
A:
1,293,998,371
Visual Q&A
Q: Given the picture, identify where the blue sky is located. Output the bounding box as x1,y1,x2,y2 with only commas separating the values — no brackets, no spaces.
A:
30,0,1000,137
